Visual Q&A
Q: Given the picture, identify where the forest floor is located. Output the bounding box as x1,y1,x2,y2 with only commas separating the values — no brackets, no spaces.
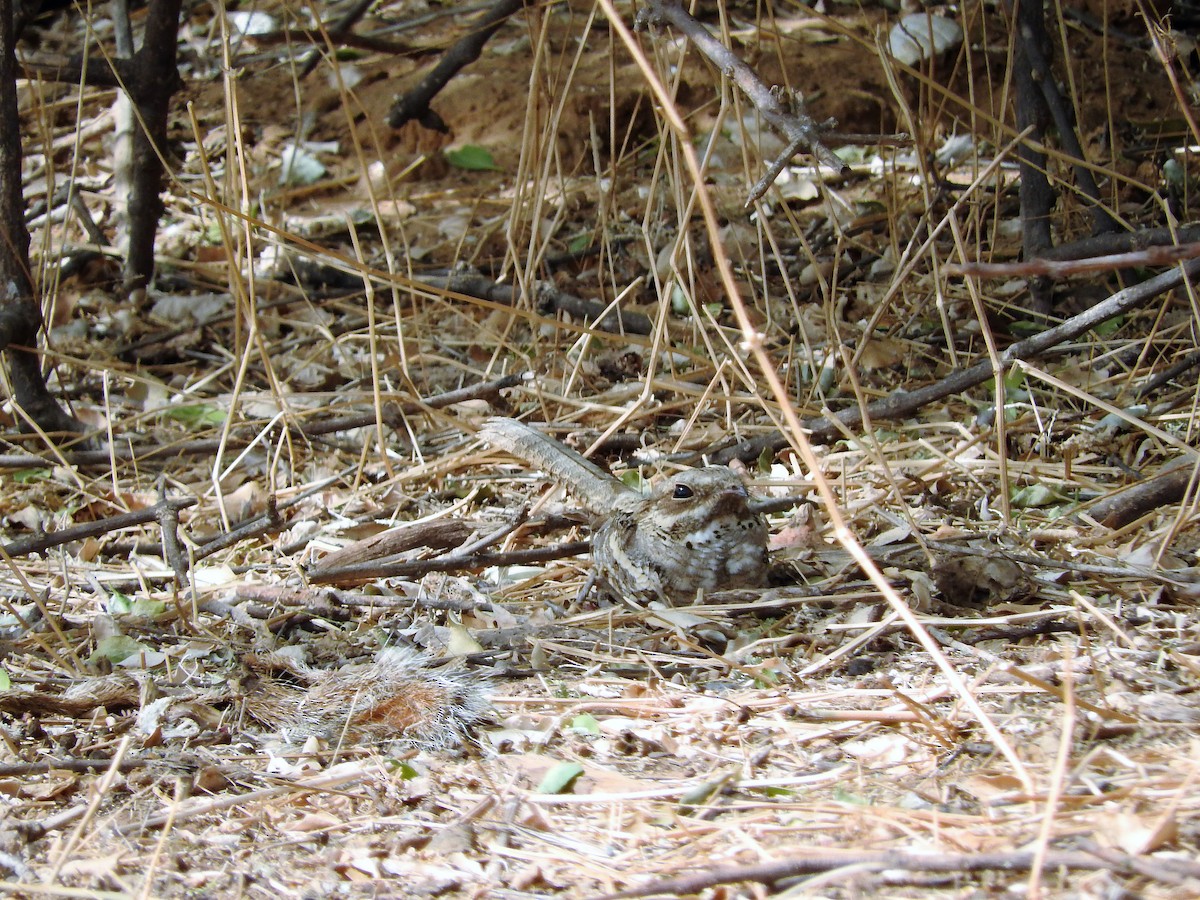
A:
3,0,1200,897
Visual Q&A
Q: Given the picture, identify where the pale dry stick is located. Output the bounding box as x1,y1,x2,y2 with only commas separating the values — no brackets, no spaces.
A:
214,410,286,488
320,33,423,387
1027,655,1078,899
637,0,845,183
829,607,1078,632
169,180,640,345
822,357,933,555
871,34,1035,370
1014,360,1192,453
619,41,725,414
599,0,1034,792
309,541,589,584
873,28,962,364
212,23,296,524
1126,752,1200,862
1151,451,1200,567
324,38,436,460
137,778,187,900
185,100,255,535
929,627,1136,724
561,281,645,400
101,371,122,503
798,611,901,677
948,241,1200,278
505,6,552,286
856,132,1027,371
910,424,996,494
687,300,792,445
0,883,126,899
0,544,84,672
1139,0,1200,149
592,847,1163,900
5,399,87,487
112,759,381,836
45,735,132,883
951,207,1014,526
510,5,597,291
345,217,395,482
579,274,673,454
1069,590,1140,648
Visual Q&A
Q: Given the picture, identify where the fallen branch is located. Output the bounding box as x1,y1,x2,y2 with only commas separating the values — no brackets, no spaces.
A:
593,844,1200,899
636,0,847,206
712,259,1200,463
1,496,197,558
0,372,525,469
228,583,492,613
191,496,284,561
422,268,654,335
387,0,524,131
308,541,590,585
1019,224,1200,262
1084,455,1198,528
947,240,1200,278
113,760,385,836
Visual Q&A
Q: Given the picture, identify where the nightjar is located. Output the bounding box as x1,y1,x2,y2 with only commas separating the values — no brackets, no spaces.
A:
481,417,768,604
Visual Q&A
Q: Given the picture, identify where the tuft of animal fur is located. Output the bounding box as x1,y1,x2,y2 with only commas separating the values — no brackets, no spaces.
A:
241,648,488,751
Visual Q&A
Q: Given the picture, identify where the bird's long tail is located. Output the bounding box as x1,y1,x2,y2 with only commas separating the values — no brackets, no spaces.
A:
480,417,636,512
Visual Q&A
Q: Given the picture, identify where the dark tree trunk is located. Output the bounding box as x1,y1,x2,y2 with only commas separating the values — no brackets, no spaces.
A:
0,0,80,435
1011,0,1054,314
118,0,183,293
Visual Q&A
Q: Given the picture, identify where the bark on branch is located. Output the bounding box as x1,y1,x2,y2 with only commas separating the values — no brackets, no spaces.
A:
713,260,1200,463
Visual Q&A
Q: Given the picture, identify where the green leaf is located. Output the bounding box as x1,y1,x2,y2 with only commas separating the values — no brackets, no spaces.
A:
618,469,646,492
570,713,600,735
89,635,147,665
669,284,691,316
834,145,868,164
756,444,774,473
445,145,499,171
1093,315,1124,337
11,468,51,484
106,592,165,619
1007,320,1045,337
0,668,11,690
107,592,133,615
568,233,592,254
536,761,584,794
164,405,227,429
387,760,421,779
753,668,781,688
679,779,722,806
129,597,167,618
833,786,868,805
1011,483,1063,508
982,370,1028,401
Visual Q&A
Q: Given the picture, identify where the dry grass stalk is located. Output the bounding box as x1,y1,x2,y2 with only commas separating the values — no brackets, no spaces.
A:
0,0,1198,896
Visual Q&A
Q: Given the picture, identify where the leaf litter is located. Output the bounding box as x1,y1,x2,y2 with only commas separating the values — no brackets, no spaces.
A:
3,0,1200,896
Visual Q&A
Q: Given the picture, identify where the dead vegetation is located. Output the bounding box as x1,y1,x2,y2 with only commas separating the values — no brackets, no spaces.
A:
0,0,1199,896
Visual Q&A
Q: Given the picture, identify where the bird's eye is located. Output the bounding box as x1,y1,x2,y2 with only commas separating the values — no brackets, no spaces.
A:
672,483,694,499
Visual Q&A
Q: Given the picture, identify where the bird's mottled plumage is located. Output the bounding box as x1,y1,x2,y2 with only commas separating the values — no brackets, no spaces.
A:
481,418,768,603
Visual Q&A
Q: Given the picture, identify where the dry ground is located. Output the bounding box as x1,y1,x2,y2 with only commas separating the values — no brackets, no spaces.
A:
3,0,1200,896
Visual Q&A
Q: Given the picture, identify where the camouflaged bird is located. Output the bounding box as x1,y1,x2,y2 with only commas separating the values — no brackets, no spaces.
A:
481,418,768,604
